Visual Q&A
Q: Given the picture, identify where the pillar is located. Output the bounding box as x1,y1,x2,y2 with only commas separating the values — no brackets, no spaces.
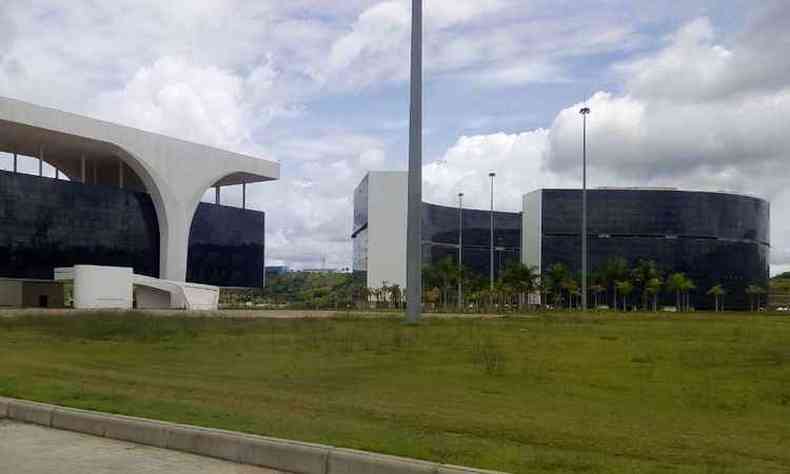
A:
81,155,86,183
38,146,44,177
214,186,220,205
242,182,246,210
119,160,125,189
12,152,17,173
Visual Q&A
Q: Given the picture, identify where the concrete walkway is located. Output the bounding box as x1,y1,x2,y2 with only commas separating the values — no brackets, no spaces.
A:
0,420,282,473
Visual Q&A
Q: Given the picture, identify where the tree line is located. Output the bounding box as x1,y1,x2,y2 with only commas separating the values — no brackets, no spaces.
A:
407,256,769,312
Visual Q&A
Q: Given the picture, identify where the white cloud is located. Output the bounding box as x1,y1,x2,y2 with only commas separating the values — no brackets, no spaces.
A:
423,11,790,269
92,57,253,152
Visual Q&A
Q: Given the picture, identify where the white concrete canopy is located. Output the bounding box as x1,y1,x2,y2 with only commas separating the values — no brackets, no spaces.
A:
0,96,279,282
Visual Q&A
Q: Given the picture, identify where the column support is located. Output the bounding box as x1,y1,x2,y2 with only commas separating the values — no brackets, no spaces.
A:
214,186,220,205
12,152,17,173
81,155,86,183
242,182,246,210
38,146,44,177
118,160,124,189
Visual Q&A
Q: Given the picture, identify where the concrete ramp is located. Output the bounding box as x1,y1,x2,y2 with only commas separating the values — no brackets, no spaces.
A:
55,265,219,310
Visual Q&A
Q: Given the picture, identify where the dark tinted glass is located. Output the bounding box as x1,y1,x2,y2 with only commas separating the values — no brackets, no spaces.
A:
187,203,265,288
0,171,266,288
540,189,770,309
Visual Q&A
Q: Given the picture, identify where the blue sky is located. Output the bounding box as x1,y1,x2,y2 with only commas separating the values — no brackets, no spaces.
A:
1,0,788,272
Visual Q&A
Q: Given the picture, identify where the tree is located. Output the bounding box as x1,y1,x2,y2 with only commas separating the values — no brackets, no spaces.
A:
389,284,402,309
746,284,767,311
590,283,606,309
645,277,663,312
501,263,539,310
615,280,634,311
601,257,630,308
561,277,579,310
631,259,662,310
680,278,696,312
547,263,569,308
706,284,726,312
423,257,459,310
666,273,687,311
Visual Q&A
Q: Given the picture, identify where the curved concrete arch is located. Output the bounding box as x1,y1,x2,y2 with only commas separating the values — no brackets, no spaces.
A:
0,96,279,282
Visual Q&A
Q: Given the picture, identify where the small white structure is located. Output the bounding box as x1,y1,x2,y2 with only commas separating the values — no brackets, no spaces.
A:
55,265,219,310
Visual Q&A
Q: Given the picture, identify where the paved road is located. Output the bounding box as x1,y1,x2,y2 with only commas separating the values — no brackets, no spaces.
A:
0,420,282,473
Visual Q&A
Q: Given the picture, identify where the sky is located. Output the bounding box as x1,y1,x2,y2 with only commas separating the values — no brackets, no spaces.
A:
1,0,789,274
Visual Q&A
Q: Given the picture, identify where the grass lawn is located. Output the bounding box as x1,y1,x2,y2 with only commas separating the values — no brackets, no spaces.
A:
0,311,789,473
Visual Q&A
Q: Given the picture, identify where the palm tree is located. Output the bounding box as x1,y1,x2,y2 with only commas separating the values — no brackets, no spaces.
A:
561,277,579,310
706,284,726,312
590,283,606,309
502,263,539,310
680,278,696,312
615,280,634,311
745,284,767,312
631,259,662,310
547,263,569,308
666,273,687,311
645,277,663,312
601,257,629,309
390,284,402,309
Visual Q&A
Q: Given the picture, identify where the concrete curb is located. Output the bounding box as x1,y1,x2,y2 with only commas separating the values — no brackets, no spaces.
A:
0,397,506,474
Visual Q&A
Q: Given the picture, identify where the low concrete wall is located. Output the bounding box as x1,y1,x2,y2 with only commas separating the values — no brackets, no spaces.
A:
0,397,504,474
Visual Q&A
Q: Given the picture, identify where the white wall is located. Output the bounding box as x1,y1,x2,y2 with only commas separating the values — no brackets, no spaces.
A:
522,190,542,271
0,280,23,307
366,171,408,289
73,265,134,309
135,286,171,309
182,285,219,310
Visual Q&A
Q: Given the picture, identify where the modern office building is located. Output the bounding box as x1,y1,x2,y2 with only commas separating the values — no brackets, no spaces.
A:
0,96,279,308
524,188,770,309
352,171,770,310
352,171,520,290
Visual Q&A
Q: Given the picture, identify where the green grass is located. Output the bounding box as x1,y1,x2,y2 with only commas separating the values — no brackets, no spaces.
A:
1,311,789,473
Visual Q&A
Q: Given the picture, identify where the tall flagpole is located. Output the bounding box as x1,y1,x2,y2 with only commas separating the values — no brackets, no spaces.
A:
405,0,423,324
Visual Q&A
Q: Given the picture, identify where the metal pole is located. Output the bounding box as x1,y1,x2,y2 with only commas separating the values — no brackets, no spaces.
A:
38,146,44,177
215,186,220,205
458,192,464,309
12,152,17,173
119,160,124,188
405,0,423,324
81,155,86,183
242,182,247,209
489,172,495,291
580,106,591,312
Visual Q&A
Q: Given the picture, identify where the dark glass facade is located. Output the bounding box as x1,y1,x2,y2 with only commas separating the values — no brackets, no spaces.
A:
351,174,369,285
422,203,521,281
187,202,265,288
538,189,770,310
0,170,265,288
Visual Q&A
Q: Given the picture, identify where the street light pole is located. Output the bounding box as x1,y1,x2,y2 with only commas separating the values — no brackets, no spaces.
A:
458,192,464,309
405,0,423,324
489,172,496,291
580,106,591,312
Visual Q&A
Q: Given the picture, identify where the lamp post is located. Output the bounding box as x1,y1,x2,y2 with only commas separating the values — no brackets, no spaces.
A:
580,106,591,312
458,192,464,309
405,0,423,324
489,172,496,291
